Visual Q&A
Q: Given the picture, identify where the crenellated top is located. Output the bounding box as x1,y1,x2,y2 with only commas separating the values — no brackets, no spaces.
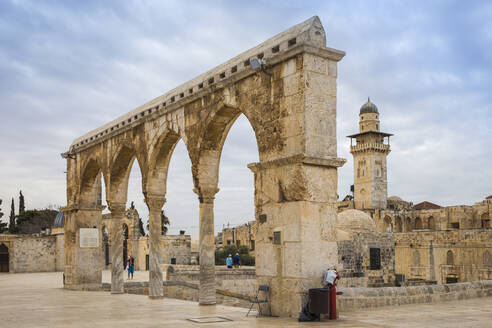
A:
67,16,344,154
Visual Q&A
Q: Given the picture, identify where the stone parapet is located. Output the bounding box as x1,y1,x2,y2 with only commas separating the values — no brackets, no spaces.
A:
338,280,492,312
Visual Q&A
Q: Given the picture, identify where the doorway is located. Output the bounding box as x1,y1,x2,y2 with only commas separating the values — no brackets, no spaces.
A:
0,243,9,272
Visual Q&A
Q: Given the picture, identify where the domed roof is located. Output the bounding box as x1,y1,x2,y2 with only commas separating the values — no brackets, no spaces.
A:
336,209,376,233
53,211,64,228
388,196,403,202
360,98,379,114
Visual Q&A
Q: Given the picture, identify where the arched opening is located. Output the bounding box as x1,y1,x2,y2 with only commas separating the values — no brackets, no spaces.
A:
102,226,109,267
481,213,490,228
122,224,129,268
160,139,196,236
0,243,9,272
414,217,423,230
405,218,413,232
394,216,402,232
109,145,139,204
80,158,106,208
427,216,436,230
446,250,454,265
383,216,393,232
484,251,491,267
413,250,420,266
215,114,258,266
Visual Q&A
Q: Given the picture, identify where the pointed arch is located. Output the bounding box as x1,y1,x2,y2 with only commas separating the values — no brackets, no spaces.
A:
146,130,183,197
428,216,436,230
79,157,106,207
108,143,145,204
194,103,261,194
383,215,393,232
395,216,402,232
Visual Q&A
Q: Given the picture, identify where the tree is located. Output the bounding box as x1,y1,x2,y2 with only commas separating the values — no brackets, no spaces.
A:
15,209,58,234
19,191,25,214
0,199,7,233
161,210,170,235
138,217,146,236
8,198,16,233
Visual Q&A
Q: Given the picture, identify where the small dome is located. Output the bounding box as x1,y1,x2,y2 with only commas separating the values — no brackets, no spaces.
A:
336,209,376,233
388,196,403,202
360,98,379,114
53,211,64,227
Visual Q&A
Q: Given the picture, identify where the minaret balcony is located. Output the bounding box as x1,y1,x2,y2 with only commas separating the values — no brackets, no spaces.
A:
350,142,390,153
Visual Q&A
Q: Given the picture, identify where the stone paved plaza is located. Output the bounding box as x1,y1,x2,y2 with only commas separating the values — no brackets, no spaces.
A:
1,272,491,327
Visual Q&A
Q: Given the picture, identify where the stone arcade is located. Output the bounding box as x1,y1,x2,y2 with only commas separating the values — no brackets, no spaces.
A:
61,16,345,317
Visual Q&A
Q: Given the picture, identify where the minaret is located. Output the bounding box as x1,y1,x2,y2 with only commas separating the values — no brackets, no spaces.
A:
347,98,392,210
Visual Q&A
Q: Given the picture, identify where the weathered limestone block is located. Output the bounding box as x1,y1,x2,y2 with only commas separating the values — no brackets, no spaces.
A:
63,206,104,291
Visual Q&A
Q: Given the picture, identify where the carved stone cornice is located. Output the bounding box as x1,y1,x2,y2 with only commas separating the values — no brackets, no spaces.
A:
144,194,167,211
107,202,126,215
193,187,220,204
247,154,346,172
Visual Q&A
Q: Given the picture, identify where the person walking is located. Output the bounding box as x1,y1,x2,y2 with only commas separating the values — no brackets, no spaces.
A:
226,254,233,269
233,252,241,268
127,256,135,279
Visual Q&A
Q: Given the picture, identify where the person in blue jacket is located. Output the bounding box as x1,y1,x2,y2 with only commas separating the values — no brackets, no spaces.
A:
226,254,233,269
233,253,241,268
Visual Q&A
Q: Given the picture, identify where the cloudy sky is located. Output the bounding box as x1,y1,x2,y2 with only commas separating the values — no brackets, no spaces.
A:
1,1,491,235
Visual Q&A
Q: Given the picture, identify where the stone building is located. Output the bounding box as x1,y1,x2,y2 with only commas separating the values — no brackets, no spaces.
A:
335,210,395,288
216,221,256,254
0,233,64,273
340,100,492,286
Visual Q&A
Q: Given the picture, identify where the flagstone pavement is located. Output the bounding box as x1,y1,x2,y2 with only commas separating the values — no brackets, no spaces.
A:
1,272,491,327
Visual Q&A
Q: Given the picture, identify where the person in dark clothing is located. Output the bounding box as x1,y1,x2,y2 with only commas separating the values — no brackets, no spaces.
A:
233,253,241,268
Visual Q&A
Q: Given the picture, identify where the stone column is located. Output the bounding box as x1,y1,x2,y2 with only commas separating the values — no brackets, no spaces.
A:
145,194,166,299
197,187,218,305
109,202,125,294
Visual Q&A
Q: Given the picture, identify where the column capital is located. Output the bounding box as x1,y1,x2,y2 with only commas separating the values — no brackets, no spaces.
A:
107,201,126,215
193,186,219,204
145,194,166,211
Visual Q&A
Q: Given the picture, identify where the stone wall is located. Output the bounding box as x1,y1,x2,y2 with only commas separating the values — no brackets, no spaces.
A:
10,236,57,273
338,232,395,287
162,235,191,265
338,280,492,312
218,221,256,255
165,265,256,297
394,229,492,284
101,278,492,314
101,280,253,309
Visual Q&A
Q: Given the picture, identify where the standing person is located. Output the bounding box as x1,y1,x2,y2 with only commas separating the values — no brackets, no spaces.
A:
127,256,135,280
226,254,233,269
323,267,340,320
233,252,241,268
